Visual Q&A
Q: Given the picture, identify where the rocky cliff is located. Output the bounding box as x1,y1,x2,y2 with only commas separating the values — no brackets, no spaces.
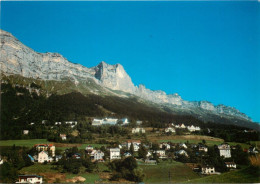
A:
0,29,252,122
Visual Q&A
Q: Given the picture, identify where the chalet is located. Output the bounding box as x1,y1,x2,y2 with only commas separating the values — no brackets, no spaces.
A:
34,144,55,157
201,166,215,175
225,162,236,169
179,143,188,149
16,175,43,184
60,134,67,140
199,145,208,152
90,150,104,161
23,130,29,135
154,150,166,159
110,148,121,160
37,151,52,163
175,150,188,157
126,140,141,151
165,127,175,133
132,128,145,134
218,143,231,158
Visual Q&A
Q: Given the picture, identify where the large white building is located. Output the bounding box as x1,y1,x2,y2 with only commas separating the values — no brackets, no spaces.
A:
37,151,53,163
92,118,118,126
110,148,121,160
218,143,231,158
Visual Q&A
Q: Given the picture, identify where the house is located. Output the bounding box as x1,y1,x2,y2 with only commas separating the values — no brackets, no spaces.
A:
90,150,104,161
146,151,152,158
60,134,66,140
16,175,43,184
201,166,215,175
23,130,29,135
72,153,81,159
218,143,231,158
165,127,175,133
110,148,121,160
180,124,186,128
199,145,208,152
175,150,188,157
65,121,77,128
55,122,62,125
179,143,187,149
159,142,171,150
123,152,132,157
154,150,166,158
127,140,141,151
132,128,145,134
225,162,236,169
34,144,55,157
0,155,3,165
29,122,35,126
37,151,52,163
120,118,129,125
85,145,94,152
187,125,196,132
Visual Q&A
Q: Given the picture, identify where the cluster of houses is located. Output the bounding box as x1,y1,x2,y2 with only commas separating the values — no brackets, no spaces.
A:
172,123,201,132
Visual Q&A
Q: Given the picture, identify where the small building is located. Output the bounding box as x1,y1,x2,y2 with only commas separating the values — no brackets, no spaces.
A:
55,122,62,125
16,175,43,184
65,121,77,128
121,118,129,125
123,152,132,157
159,143,171,150
38,151,52,163
110,148,121,160
60,134,66,140
90,150,104,161
85,145,94,152
201,166,215,175
180,124,186,129
225,162,236,169
165,127,175,133
154,150,166,159
55,155,62,162
179,143,187,149
175,150,188,157
92,119,103,126
23,130,29,135
102,118,118,125
146,151,152,158
72,153,81,159
218,143,231,158
136,120,142,125
199,145,208,152
132,128,145,134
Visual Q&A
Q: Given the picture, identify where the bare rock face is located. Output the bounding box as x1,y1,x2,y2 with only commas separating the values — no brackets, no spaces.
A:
94,61,137,93
0,29,252,122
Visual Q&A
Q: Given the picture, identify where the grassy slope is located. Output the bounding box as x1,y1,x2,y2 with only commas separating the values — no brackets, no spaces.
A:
140,160,201,183
0,139,49,147
185,166,260,183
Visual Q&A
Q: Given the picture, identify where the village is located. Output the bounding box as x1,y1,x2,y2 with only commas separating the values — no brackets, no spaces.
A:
1,118,258,183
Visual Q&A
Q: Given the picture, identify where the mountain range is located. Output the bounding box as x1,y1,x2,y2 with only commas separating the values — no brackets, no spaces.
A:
0,29,258,129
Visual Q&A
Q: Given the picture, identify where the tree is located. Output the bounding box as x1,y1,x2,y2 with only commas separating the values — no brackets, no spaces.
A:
130,143,134,155
138,144,148,159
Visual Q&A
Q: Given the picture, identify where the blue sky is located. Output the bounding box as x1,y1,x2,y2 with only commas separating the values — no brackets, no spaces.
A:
1,1,259,122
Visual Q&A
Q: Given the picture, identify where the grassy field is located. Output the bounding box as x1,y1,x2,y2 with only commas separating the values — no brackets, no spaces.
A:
19,163,58,174
66,173,100,183
185,166,260,183
140,160,201,183
0,139,49,147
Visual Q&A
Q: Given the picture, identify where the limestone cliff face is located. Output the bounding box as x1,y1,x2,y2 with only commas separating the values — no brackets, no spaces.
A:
94,61,137,93
0,29,252,122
